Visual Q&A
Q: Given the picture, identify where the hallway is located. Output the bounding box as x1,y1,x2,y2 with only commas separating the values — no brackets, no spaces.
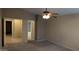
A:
4,40,72,51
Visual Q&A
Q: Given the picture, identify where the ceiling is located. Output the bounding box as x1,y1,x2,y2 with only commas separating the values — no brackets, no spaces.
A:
23,8,79,16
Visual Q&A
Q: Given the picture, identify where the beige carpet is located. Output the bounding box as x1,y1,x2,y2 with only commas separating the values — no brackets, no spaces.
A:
3,40,72,51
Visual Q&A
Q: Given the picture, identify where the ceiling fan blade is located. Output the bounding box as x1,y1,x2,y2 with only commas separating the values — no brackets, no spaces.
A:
51,13,58,16
50,13,59,18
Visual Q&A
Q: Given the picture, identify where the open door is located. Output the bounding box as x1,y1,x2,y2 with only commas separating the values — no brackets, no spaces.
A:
27,20,35,41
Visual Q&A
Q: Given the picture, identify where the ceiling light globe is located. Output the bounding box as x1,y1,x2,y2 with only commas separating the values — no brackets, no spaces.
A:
43,14,50,19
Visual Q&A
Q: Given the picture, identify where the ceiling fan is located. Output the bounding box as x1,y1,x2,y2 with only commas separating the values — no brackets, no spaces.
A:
42,8,58,19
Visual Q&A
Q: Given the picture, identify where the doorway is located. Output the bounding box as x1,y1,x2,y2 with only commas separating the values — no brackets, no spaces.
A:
6,21,12,35
3,18,23,47
27,20,35,41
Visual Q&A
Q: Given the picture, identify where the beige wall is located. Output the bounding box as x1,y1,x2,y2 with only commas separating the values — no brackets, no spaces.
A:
13,19,22,38
2,8,35,20
45,14,79,50
27,20,35,40
37,15,46,41
0,9,2,48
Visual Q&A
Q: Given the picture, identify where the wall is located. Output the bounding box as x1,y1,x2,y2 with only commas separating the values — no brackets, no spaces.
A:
46,14,79,50
0,9,2,48
2,8,35,43
14,19,22,38
37,15,46,41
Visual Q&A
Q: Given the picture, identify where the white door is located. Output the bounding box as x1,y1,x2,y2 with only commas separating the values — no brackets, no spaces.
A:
27,20,35,41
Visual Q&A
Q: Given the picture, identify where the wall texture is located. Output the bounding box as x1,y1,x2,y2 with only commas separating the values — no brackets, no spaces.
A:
46,14,79,50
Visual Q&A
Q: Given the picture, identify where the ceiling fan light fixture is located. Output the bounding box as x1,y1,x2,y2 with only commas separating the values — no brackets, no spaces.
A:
43,14,50,19
42,8,51,19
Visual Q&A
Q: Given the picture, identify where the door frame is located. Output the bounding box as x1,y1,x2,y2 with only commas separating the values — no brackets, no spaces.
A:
2,17,4,47
27,20,35,41
2,17,13,47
